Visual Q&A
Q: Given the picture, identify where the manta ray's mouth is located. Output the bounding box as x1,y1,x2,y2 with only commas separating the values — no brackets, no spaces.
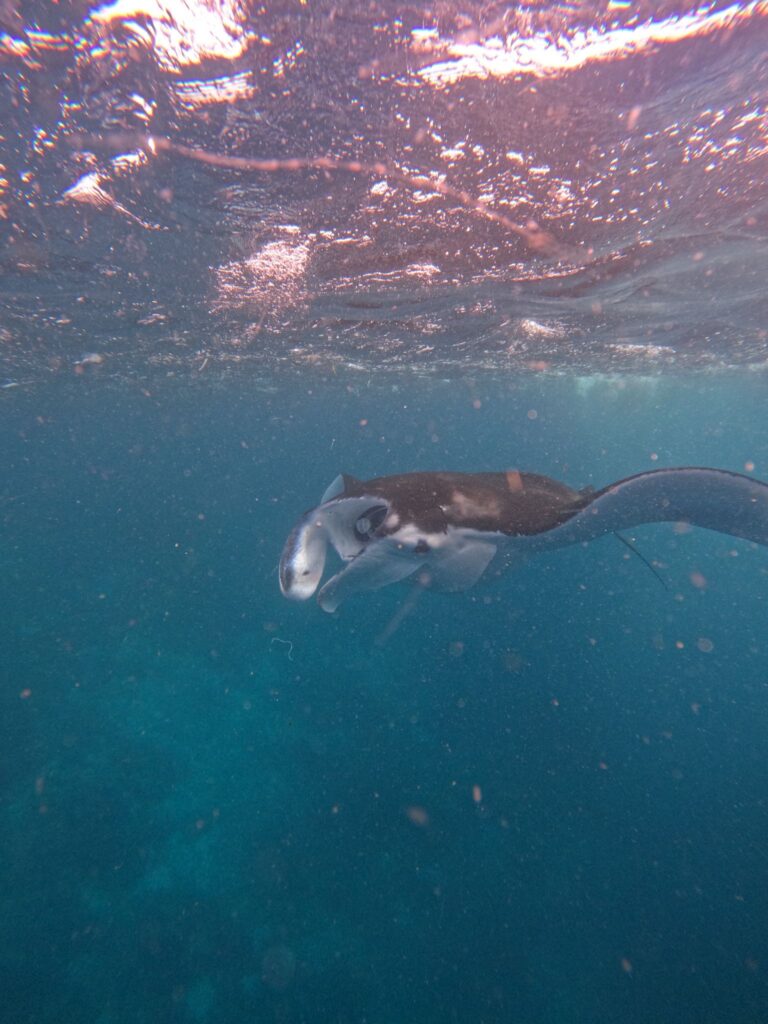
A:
280,495,395,603
278,514,329,601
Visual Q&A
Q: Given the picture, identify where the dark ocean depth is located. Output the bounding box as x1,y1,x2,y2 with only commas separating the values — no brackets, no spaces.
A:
2,372,767,1024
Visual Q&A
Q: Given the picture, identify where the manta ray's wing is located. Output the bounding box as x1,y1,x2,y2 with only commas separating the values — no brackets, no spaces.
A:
320,473,364,504
317,540,424,613
537,467,768,549
421,534,499,592
318,533,500,611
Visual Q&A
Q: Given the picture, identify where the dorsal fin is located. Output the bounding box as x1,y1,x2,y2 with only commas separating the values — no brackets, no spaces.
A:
320,473,363,504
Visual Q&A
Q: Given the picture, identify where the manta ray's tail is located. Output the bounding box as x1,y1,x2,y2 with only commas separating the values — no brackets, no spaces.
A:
549,467,768,549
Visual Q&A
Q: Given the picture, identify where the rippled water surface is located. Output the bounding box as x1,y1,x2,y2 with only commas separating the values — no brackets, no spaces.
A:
2,0,767,377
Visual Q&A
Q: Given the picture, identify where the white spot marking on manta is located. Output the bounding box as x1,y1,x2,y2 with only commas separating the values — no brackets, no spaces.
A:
389,523,446,550
449,489,501,521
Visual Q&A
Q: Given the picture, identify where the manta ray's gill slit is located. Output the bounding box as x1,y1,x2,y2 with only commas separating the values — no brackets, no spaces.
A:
70,131,563,257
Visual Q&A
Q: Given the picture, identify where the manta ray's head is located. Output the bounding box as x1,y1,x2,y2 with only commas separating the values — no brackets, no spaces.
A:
279,474,391,603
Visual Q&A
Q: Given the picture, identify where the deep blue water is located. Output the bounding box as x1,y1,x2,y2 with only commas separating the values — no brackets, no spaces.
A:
2,372,767,1023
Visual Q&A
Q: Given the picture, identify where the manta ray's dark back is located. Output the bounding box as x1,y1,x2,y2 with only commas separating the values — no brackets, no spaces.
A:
338,470,589,536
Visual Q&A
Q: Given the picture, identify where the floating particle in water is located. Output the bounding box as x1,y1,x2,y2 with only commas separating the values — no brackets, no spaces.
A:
697,637,714,653
260,945,296,992
503,648,525,672
690,571,707,589
405,805,429,827
626,105,642,131
73,352,104,372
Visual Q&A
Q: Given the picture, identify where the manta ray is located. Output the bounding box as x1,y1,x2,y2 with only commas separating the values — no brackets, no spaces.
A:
279,467,768,613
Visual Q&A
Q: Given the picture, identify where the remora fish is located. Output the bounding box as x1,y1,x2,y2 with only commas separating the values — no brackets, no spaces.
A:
279,468,768,613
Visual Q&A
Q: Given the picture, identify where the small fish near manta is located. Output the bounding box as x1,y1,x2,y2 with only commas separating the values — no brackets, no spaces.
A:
279,467,768,613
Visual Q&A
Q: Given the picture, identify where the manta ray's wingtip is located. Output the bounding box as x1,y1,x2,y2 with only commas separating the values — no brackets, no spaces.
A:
317,590,340,613
320,472,364,504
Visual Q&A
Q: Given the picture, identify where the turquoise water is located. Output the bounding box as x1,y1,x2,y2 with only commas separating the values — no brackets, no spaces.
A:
3,373,767,1023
